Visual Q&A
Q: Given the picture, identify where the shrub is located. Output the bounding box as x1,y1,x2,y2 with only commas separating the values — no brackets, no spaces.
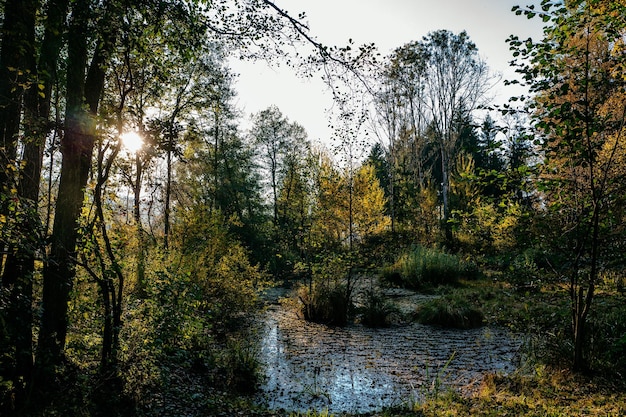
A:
297,254,354,326
358,288,399,327
587,300,626,374
381,246,478,289
218,340,262,394
415,295,484,329
509,251,542,287
298,282,350,326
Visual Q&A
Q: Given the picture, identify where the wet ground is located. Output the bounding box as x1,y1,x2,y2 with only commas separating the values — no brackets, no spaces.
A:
254,288,521,414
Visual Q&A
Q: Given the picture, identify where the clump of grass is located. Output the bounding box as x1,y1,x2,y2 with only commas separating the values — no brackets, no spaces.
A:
381,245,479,290
359,288,399,327
297,253,354,326
414,295,484,329
298,282,350,326
218,340,261,394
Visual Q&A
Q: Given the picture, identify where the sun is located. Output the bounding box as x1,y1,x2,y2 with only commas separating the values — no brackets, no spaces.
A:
121,131,143,153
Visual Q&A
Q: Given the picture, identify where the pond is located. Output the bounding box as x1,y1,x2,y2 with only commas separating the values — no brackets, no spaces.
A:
254,298,521,414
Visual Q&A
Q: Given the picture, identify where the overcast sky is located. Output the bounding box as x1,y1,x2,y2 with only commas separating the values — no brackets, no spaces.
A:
231,0,546,144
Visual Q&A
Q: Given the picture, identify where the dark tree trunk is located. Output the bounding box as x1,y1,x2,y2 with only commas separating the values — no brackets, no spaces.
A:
440,145,452,244
93,143,125,372
164,140,172,250
0,0,39,276
0,0,38,191
134,151,146,294
36,0,118,383
572,287,587,372
36,1,91,381
0,0,39,405
572,204,600,372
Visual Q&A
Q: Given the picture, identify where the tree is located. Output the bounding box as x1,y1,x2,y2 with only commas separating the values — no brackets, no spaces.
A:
373,31,493,244
36,0,123,385
0,0,69,399
501,113,536,207
250,106,307,225
421,30,493,243
352,163,391,240
177,111,266,260
275,132,314,257
371,41,430,234
511,0,626,371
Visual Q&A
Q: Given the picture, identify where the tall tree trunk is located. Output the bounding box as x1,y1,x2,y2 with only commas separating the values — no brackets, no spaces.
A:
164,137,172,250
134,150,146,293
0,0,40,404
10,0,69,369
440,144,452,244
388,147,395,235
36,1,90,380
572,286,587,371
92,141,124,372
212,105,220,213
0,0,38,190
271,151,278,225
36,0,118,383
0,0,39,274
572,201,600,371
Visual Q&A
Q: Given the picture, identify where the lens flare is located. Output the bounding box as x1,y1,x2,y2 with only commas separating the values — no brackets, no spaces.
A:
121,131,143,153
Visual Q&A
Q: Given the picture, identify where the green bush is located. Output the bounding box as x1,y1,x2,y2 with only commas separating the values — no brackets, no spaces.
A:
359,288,399,327
297,254,354,326
415,295,484,329
298,282,350,326
218,340,262,394
381,246,478,289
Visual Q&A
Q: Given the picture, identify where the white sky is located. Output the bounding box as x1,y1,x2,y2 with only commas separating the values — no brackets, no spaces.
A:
231,0,546,144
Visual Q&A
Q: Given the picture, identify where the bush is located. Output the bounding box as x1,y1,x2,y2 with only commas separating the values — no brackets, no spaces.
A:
381,246,479,289
587,299,626,374
297,254,354,326
415,295,484,329
298,282,350,326
218,340,262,394
358,288,399,327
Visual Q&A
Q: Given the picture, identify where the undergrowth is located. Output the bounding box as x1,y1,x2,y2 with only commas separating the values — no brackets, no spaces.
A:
381,246,479,290
414,295,484,329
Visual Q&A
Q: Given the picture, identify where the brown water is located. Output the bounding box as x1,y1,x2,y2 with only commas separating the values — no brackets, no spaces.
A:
255,303,521,414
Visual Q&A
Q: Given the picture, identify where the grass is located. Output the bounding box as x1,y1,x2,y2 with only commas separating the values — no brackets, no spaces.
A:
358,288,399,327
414,295,484,329
402,368,626,417
219,339,262,393
297,282,351,326
381,246,479,290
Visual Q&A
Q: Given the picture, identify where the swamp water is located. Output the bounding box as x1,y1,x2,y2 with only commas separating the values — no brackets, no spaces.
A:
254,293,522,414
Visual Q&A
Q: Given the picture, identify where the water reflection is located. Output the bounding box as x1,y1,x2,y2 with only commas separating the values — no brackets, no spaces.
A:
256,306,521,414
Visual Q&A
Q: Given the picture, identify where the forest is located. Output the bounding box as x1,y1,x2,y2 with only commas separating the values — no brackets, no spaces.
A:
1,0,625,416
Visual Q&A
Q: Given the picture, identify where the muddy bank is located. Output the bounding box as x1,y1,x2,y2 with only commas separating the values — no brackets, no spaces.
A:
254,297,521,414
